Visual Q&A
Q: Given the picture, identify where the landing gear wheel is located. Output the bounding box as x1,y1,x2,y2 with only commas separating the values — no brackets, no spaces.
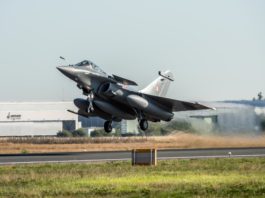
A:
139,119,148,131
104,121,113,133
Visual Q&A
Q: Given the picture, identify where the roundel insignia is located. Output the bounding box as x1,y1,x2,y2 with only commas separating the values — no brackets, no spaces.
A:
156,84,160,93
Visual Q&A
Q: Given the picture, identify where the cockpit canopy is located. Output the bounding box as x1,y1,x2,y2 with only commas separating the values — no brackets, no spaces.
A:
75,60,93,67
75,60,106,74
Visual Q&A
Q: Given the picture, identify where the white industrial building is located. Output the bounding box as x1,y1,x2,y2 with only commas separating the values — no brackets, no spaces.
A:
1,100,264,136
0,101,80,136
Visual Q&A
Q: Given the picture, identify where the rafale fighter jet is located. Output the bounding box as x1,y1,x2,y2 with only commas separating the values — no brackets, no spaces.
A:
57,60,213,132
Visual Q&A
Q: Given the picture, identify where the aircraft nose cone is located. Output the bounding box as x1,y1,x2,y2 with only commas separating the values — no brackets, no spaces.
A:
57,66,70,73
57,66,77,81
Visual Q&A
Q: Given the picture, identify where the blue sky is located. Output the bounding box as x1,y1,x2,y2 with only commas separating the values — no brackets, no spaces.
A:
0,0,264,101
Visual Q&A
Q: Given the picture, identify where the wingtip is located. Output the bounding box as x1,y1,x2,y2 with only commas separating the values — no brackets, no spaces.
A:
196,102,216,110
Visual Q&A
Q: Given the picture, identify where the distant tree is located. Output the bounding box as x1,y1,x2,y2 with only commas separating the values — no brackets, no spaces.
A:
57,130,73,137
90,129,105,137
72,128,88,137
160,128,170,135
144,120,196,136
165,120,194,132
145,122,164,136
90,128,121,137
258,92,263,100
260,118,265,132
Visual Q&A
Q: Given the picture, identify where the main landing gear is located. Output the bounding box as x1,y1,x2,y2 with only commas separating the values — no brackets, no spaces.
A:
104,119,148,133
104,120,113,133
139,119,148,131
135,109,149,131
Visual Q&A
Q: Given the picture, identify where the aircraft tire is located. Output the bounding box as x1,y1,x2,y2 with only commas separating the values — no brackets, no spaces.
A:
139,119,148,131
104,121,112,133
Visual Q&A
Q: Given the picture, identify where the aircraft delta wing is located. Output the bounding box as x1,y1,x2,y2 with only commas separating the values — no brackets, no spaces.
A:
112,75,138,86
142,93,213,112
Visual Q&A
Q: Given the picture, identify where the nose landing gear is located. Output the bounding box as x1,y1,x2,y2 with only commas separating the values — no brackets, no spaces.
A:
77,84,94,113
87,91,94,113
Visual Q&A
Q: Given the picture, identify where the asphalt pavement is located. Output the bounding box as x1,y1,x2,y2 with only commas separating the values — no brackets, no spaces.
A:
0,147,265,165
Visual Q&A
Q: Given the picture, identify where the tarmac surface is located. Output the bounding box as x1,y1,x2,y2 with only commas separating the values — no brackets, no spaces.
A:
0,147,265,165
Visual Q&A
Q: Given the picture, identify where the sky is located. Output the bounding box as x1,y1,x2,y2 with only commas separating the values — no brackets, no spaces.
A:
0,0,264,102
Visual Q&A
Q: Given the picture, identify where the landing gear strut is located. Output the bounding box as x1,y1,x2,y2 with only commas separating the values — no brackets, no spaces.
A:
104,121,113,133
139,119,148,131
134,109,149,131
87,91,94,113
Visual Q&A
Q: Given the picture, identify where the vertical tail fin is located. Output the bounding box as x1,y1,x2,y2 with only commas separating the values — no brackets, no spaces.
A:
140,70,174,97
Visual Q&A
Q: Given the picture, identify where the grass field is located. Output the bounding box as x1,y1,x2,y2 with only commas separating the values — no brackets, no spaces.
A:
1,158,265,197
1,133,265,154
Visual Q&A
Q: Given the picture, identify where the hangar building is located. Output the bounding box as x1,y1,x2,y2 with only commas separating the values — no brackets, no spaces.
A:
0,101,80,136
175,100,265,134
1,100,264,136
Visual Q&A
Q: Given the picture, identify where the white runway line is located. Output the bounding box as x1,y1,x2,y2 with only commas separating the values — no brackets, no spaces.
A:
158,154,265,160
0,158,131,165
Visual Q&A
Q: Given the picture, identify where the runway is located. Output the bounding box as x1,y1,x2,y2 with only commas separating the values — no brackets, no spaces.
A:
0,147,265,165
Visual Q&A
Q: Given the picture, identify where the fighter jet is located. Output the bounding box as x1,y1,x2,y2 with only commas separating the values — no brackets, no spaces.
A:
57,60,213,132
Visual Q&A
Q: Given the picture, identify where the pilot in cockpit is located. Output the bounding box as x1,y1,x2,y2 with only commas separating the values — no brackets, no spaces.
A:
75,60,90,67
